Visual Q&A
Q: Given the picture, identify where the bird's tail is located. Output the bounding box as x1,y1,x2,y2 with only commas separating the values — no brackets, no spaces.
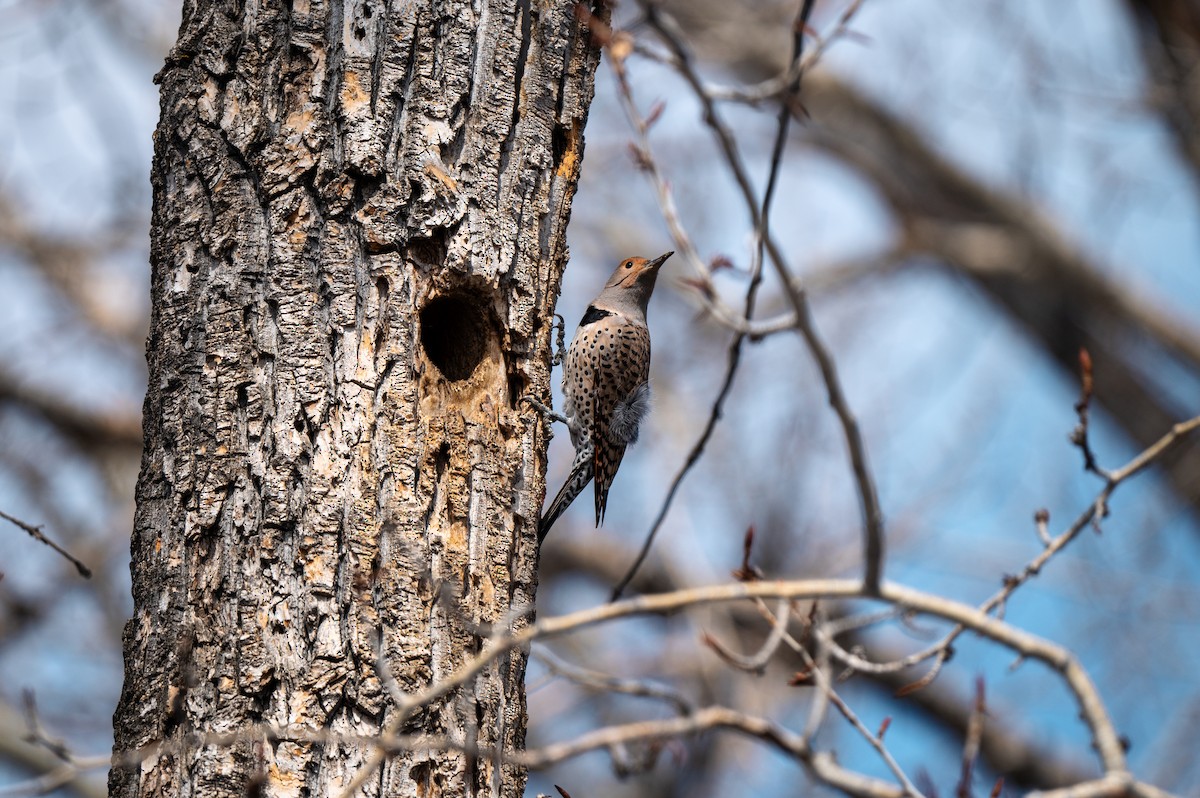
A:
539,444,594,542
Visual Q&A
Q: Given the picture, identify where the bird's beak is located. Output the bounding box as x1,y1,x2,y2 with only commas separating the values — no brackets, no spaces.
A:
648,251,673,271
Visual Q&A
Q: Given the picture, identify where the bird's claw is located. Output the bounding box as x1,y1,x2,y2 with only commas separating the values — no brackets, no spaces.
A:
551,313,566,366
522,394,569,428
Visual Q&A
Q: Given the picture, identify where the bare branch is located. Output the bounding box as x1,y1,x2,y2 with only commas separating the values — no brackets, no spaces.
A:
520,705,908,798
349,577,1129,777
531,648,694,715
851,646,1094,789
1126,0,1200,194
704,598,792,672
767,599,924,797
631,0,886,593
0,366,143,453
956,678,987,798
1029,773,1178,798
1070,348,1109,480
0,697,106,798
1107,415,1200,484
800,71,1200,515
817,414,1200,692
0,510,92,578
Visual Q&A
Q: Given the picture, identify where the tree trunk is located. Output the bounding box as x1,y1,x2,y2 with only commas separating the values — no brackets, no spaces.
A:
110,1,601,795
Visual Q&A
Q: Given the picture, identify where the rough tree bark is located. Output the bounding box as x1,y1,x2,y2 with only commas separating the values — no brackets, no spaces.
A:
109,1,602,795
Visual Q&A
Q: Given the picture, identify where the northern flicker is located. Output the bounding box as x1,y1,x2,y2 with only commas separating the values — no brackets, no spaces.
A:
537,251,673,541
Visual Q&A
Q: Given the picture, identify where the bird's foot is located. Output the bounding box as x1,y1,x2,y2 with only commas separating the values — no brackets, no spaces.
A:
522,395,570,427
551,313,566,366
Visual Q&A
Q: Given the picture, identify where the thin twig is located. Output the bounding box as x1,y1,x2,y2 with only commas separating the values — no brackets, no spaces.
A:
816,414,1200,690
825,686,924,798
1069,348,1109,480
802,603,833,741
0,509,92,578
630,0,865,106
518,705,904,798
607,312,753,598
956,677,987,798
640,1,886,594
315,577,1129,777
1106,415,1200,483
704,598,792,671
1034,508,1053,547
749,597,924,797
100,566,1171,796
0,756,110,798
97,710,1176,798
609,42,793,339
20,691,71,763
518,706,807,769
531,648,693,715
1028,774,1176,798
610,0,817,600
602,46,744,599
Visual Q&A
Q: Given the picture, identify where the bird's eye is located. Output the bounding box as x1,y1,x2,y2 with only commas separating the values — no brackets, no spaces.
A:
624,261,633,269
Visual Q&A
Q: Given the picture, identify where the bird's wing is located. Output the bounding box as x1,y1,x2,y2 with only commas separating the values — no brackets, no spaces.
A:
561,324,597,434
590,321,651,525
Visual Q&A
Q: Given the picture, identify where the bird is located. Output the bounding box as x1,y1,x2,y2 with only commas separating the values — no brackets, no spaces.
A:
536,251,673,542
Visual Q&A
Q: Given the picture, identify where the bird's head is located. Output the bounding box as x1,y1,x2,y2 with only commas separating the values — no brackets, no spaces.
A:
604,251,673,291
600,251,673,313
